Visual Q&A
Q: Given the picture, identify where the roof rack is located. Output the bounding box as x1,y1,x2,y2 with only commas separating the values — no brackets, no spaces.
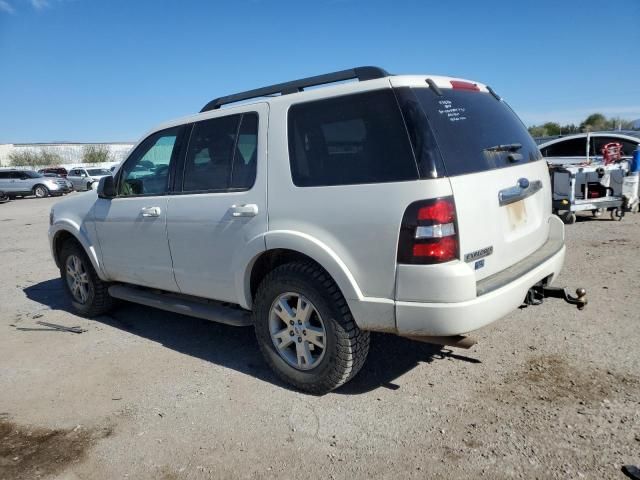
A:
200,66,390,112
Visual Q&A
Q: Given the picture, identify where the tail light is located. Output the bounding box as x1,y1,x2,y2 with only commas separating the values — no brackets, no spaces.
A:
450,80,480,91
397,197,459,264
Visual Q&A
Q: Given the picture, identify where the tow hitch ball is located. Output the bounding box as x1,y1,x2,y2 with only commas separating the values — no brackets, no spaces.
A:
525,286,587,310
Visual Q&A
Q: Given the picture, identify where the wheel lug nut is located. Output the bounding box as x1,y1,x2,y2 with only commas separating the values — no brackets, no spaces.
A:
289,321,294,326
298,320,302,325
302,330,307,336
297,337,302,343
290,330,294,336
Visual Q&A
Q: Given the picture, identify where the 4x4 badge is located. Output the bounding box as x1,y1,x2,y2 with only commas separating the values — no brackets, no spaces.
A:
464,246,493,263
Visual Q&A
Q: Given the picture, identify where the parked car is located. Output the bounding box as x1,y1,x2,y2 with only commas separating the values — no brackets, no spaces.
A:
0,169,71,198
38,167,68,178
49,66,584,393
42,173,73,192
66,167,112,191
536,131,640,165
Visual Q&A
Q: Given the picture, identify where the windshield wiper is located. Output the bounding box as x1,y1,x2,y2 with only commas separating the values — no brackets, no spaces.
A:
484,143,522,152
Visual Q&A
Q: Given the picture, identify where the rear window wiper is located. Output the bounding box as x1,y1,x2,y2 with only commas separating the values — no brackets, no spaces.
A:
484,143,522,152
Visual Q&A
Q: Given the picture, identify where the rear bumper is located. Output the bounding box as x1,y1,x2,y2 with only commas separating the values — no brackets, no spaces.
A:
395,244,564,335
394,215,566,336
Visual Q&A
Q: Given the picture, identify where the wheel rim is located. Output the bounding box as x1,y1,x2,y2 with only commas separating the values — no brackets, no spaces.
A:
35,187,46,197
269,292,327,371
65,254,91,304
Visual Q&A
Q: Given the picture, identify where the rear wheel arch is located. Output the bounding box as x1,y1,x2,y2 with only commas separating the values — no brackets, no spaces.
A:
248,246,361,304
250,249,324,301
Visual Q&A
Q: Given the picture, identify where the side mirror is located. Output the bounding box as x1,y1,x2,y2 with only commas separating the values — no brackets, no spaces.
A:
97,175,116,199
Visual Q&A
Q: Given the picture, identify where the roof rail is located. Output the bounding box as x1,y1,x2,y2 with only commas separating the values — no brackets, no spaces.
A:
199,66,390,112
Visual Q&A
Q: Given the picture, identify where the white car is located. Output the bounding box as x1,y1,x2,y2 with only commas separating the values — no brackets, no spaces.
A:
66,167,112,191
49,67,585,393
537,131,640,165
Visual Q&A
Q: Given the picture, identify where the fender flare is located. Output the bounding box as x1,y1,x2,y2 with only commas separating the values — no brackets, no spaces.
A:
50,220,108,280
234,230,363,310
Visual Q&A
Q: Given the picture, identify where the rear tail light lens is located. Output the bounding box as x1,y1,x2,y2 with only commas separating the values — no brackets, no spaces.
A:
397,197,459,264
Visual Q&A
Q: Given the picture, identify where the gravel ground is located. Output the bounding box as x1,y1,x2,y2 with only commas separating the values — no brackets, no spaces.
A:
0,194,638,480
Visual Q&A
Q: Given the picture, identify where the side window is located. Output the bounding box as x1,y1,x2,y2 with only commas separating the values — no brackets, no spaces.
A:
119,127,181,196
288,90,418,187
183,115,239,192
230,113,258,190
542,138,587,157
591,137,639,157
182,112,258,192
0,172,8,179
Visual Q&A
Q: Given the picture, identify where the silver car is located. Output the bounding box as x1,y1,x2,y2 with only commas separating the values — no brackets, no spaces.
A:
67,167,112,191
0,169,71,198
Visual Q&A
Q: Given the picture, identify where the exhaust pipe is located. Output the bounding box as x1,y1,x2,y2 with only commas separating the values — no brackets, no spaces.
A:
402,335,477,349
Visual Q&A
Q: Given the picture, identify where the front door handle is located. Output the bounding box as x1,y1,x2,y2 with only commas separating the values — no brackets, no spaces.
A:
230,204,258,217
141,206,161,217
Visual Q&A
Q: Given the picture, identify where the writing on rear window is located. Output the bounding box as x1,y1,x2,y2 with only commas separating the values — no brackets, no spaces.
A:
438,100,467,122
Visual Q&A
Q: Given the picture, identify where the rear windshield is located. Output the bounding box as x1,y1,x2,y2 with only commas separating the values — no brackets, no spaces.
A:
396,87,542,177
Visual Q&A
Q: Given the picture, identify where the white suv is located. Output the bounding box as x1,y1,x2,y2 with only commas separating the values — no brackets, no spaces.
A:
49,67,585,393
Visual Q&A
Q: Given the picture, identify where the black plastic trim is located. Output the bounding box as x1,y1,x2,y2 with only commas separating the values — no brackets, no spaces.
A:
200,66,390,112
476,236,564,296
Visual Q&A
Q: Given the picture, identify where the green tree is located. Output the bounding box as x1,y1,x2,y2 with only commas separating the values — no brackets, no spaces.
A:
39,149,63,166
528,125,548,137
542,122,562,136
580,113,607,132
8,149,61,167
82,144,112,164
8,150,40,167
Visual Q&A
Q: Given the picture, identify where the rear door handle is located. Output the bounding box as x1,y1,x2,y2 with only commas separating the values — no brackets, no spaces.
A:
499,178,543,206
140,206,161,217
230,204,258,217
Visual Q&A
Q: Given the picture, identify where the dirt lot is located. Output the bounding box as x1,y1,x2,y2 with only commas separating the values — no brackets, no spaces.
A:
0,194,638,480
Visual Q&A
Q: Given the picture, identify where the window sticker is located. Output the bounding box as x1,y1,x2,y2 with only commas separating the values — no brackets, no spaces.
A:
437,99,467,122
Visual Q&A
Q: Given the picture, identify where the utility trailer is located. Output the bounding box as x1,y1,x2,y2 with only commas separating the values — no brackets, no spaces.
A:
550,161,629,224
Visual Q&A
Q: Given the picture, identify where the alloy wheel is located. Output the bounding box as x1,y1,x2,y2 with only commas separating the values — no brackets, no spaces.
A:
65,254,91,304
269,292,327,370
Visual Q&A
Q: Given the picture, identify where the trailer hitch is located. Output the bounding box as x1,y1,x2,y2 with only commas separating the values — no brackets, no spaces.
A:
524,286,587,310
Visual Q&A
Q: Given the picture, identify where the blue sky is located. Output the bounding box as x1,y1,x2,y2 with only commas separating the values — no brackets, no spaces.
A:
0,0,638,143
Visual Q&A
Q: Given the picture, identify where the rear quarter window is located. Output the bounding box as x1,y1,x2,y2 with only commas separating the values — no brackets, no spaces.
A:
287,89,419,187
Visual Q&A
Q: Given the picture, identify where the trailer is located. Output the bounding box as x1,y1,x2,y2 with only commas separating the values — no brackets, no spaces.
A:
550,161,629,224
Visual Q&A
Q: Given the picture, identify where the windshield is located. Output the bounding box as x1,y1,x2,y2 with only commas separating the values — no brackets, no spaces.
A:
87,168,110,176
395,87,542,177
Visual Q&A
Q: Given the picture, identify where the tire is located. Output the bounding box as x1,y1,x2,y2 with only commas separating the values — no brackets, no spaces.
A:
59,240,115,317
560,211,576,224
86,182,93,191
610,208,623,221
33,185,49,198
253,262,370,394
592,208,603,217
